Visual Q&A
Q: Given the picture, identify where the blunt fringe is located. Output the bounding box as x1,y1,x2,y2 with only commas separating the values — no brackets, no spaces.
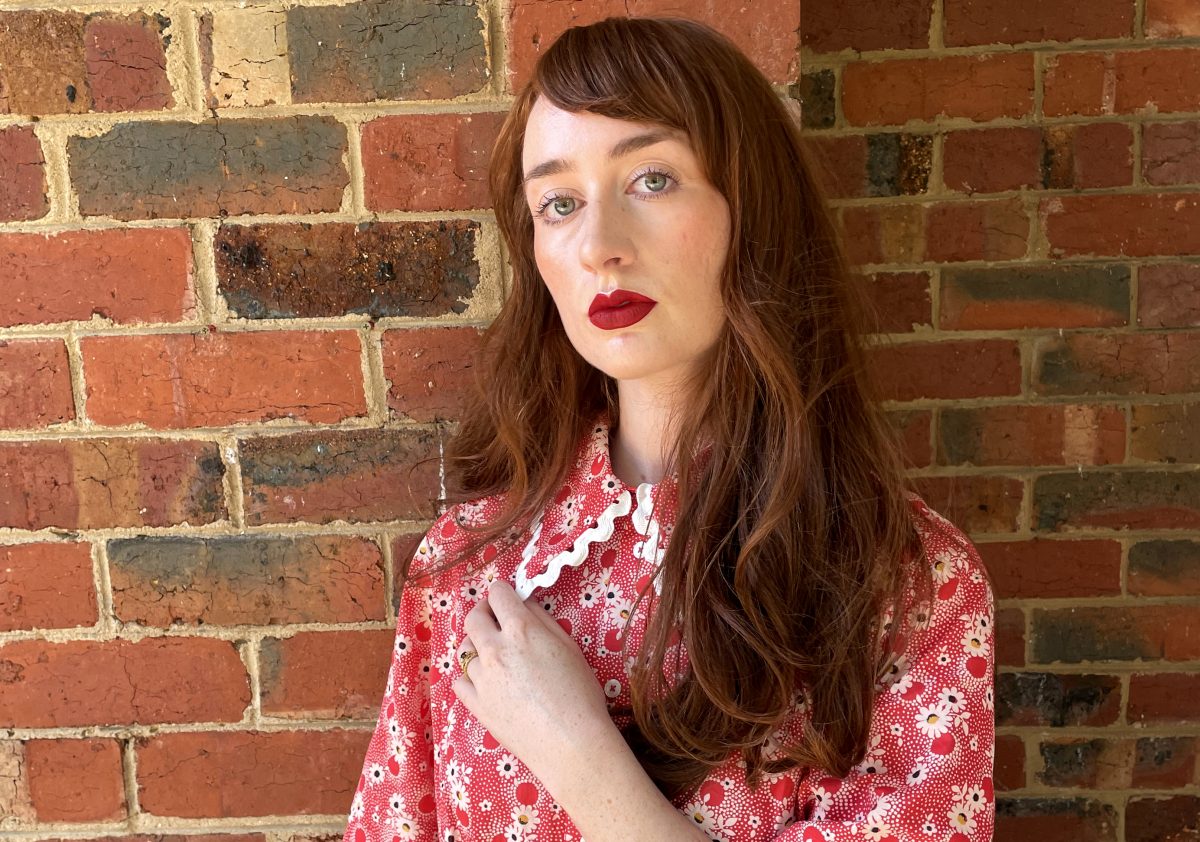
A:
416,16,930,801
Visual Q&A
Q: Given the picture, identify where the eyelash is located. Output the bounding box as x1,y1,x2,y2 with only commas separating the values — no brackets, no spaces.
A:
532,166,681,226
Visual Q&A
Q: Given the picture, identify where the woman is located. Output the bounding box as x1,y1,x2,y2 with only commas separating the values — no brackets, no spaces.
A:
344,16,994,842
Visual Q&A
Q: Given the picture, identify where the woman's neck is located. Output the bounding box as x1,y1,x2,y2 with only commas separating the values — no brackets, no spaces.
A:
609,378,680,487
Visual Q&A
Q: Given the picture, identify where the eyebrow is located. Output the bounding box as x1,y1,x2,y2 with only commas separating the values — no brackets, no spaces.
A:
522,129,684,188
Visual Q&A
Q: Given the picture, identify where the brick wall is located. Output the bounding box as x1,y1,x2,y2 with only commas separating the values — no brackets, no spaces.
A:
0,0,1195,840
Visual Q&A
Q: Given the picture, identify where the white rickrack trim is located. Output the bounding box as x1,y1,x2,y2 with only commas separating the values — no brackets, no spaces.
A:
513,489,634,599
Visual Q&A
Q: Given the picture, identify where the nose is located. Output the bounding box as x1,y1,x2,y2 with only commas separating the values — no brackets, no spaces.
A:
577,195,634,281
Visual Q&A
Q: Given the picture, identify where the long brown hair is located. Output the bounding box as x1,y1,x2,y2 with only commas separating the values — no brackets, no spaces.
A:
426,16,926,799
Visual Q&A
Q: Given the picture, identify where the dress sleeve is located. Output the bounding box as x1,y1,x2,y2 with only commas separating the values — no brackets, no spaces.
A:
773,504,996,842
342,527,442,842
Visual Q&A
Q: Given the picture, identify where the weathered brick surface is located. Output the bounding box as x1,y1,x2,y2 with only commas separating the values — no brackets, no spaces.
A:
943,126,1044,193
1139,264,1200,328
976,538,1122,598
806,134,931,199
259,629,392,719
938,405,1126,467
1131,403,1200,464
362,113,505,212
1039,737,1199,789
109,535,387,626
0,741,36,820
995,798,1118,842
995,607,1025,667
1128,540,1200,596
791,71,835,130
841,199,1028,265
84,14,172,111
841,54,1034,125
0,637,248,728
215,221,480,320
82,331,366,428
0,438,225,530
1044,50,1200,116
2,228,194,327
911,475,1023,533
201,8,290,109
995,735,1025,792
1034,332,1200,396
0,126,47,221
239,429,440,525
25,738,125,821
0,339,74,429
801,0,931,53
1143,121,1200,185
995,672,1121,727
69,118,348,220
865,272,932,333
1147,0,1200,38
941,264,1128,330
0,542,96,633
943,0,1133,46
135,729,366,817
1034,470,1200,531
383,326,484,422
506,0,801,91
1125,796,1200,842
1128,673,1200,724
866,339,1021,401
1031,605,1200,662
288,0,487,103
1043,193,1200,258
1044,123,1135,189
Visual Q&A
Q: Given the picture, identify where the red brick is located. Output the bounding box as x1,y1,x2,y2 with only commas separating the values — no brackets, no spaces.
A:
1051,123,1135,189
839,204,925,265
996,606,1026,666
925,199,1030,263
1138,264,1200,328
0,126,47,221
866,272,932,333
82,331,366,428
996,672,1121,726
842,54,1034,126
911,475,1024,533
109,535,387,626
240,429,440,525
83,14,172,111
1125,795,1200,842
0,11,88,115
1046,50,1200,117
362,113,504,212
136,729,367,817
1040,737,1199,789
259,630,392,719
1143,120,1200,185
0,543,96,632
995,798,1118,842
0,637,248,728
888,409,932,469
1043,53,1110,117
383,326,484,422
1147,0,1200,38
1128,673,1200,723
1034,332,1200,396
1032,605,1200,662
940,265,1129,330
0,438,225,530
867,339,1022,401
995,735,1025,791
1128,540,1200,596
1,228,194,327
1131,403,1200,464
0,339,74,429
976,538,1122,599
938,405,1126,468
25,738,125,821
802,0,931,53
943,127,1042,193
505,1,801,91
1035,470,1200,531
944,0,1132,46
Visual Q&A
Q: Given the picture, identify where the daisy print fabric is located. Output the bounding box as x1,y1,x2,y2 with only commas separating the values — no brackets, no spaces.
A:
342,417,995,842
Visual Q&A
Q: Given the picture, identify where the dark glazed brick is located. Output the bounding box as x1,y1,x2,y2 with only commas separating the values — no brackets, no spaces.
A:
1125,795,1200,842
239,429,441,525
995,672,1120,726
940,265,1129,330
0,126,48,220
109,535,386,626
288,0,487,103
1035,332,1200,397
215,221,479,319
1034,471,1200,532
865,133,932,196
1042,737,1199,788
69,118,347,219
1032,605,1200,662
1129,540,1200,596
790,70,835,129
995,797,1117,841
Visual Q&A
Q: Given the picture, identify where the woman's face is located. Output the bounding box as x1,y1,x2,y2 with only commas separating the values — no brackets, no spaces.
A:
520,98,731,386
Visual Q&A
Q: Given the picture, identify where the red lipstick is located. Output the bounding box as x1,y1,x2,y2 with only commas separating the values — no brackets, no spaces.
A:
587,289,657,330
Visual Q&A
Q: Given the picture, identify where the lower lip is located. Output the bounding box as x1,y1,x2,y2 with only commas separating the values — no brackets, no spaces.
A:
588,301,656,330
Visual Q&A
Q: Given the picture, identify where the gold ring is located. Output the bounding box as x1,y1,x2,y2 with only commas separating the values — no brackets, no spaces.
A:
459,648,478,680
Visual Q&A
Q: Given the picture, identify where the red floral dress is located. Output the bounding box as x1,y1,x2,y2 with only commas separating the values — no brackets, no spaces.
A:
342,419,995,842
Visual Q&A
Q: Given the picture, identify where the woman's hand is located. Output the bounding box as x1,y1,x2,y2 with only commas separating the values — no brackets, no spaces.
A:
451,579,612,778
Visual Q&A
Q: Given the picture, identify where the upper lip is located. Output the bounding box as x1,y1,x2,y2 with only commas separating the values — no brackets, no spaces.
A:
588,289,657,316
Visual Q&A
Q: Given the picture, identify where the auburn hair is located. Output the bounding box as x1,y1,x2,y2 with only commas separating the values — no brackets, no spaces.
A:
413,16,928,800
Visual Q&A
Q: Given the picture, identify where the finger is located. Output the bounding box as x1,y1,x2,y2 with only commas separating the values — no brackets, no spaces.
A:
456,634,474,659
484,578,528,628
524,595,566,634
451,674,480,712
463,595,501,648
